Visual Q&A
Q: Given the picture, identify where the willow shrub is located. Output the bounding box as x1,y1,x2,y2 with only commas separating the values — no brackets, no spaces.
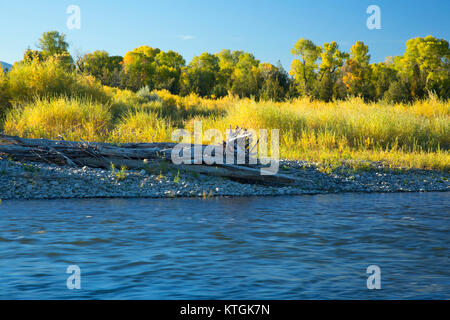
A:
7,57,109,104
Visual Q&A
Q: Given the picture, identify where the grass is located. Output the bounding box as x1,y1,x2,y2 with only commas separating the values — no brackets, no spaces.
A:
111,163,127,181
173,170,182,183
1,87,449,172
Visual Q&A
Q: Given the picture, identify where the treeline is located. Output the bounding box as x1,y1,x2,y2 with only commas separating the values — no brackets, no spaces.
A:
7,31,450,102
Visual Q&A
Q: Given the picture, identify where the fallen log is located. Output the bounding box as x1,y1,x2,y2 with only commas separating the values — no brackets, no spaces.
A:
0,133,313,186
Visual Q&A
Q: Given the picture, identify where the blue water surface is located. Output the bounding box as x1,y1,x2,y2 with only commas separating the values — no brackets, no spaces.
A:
0,192,448,299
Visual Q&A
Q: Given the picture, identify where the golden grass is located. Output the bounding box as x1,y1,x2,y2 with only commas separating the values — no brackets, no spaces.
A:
2,89,449,171
3,97,112,141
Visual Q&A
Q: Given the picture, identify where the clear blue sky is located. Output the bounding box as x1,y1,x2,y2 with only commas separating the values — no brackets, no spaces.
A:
1,0,449,69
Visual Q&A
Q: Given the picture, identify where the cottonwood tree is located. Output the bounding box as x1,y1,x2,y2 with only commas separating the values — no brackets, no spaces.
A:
37,31,73,67
394,36,449,99
341,41,373,99
290,38,321,97
180,52,220,97
316,41,347,101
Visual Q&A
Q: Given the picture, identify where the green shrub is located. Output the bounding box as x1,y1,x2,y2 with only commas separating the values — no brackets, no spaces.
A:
384,81,411,104
7,57,109,104
0,67,10,120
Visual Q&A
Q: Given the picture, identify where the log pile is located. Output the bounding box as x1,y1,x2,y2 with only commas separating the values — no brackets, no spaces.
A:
0,133,312,186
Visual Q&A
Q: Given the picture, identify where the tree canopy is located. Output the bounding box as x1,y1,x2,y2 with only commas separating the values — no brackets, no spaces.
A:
17,31,450,102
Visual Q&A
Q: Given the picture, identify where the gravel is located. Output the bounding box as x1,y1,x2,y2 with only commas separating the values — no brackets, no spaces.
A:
0,159,448,200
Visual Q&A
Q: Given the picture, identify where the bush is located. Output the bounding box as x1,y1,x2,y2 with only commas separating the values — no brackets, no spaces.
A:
0,67,10,120
7,57,109,104
384,81,411,104
136,85,159,102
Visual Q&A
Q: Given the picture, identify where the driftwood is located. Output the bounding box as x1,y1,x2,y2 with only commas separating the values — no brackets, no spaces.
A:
0,133,312,186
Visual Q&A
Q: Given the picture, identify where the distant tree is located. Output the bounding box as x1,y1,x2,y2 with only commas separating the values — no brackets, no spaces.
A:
259,62,290,101
37,31,73,66
154,50,185,93
230,52,261,98
77,50,123,87
341,41,373,99
0,66,11,118
290,38,321,96
181,52,220,97
23,48,43,63
370,60,398,100
214,49,238,96
122,46,160,91
315,41,347,101
394,36,449,99
384,80,411,103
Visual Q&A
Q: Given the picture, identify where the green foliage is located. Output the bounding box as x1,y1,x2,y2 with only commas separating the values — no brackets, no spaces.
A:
181,52,220,97
13,31,446,103
111,163,127,181
290,38,321,96
121,46,185,94
394,36,450,99
384,80,411,104
370,62,398,100
77,50,123,87
37,31,73,67
6,56,109,104
173,170,181,183
0,67,10,120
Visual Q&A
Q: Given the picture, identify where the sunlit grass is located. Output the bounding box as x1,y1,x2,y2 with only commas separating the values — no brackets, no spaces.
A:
3,97,112,141
2,89,449,171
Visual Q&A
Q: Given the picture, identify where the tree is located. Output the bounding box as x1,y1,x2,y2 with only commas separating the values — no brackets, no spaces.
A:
37,31,73,66
215,49,243,96
23,48,43,63
370,60,398,100
384,80,411,103
154,50,185,93
77,51,123,87
290,38,321,96
0,66,11,118
394,36,449,99
181,52,220,97
315,41,347,101
259,61,290,101
230,52,261,98
341,41,373,99
122,46,160,91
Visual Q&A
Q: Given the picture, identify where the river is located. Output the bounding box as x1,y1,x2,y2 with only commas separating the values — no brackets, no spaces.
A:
0,192,448,299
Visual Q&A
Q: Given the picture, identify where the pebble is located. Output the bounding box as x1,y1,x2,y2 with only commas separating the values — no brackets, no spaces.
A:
0,158,448,200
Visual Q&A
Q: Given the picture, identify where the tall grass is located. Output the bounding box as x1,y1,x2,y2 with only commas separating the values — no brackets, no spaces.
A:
3,97,112,141
2,84,449,171
197,96,449,152
110,110,174,143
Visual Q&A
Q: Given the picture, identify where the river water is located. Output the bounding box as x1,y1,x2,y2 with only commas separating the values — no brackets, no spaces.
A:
0,192,448,299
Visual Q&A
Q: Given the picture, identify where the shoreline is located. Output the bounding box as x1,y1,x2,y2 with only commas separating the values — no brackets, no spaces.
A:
1,158,448,201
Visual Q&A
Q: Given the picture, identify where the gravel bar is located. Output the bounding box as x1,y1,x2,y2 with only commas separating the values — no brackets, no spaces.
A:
0,159,448,200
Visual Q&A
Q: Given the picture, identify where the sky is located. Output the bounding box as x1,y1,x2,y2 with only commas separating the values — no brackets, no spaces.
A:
1,0,449,69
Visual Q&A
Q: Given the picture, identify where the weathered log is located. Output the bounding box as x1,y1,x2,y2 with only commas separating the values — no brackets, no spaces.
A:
0,133,313,186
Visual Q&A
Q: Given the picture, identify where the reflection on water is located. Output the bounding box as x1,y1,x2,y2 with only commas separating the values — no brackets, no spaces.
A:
0,192,448,299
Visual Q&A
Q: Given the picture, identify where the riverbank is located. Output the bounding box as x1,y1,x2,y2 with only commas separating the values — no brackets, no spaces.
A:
0,159,448,200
